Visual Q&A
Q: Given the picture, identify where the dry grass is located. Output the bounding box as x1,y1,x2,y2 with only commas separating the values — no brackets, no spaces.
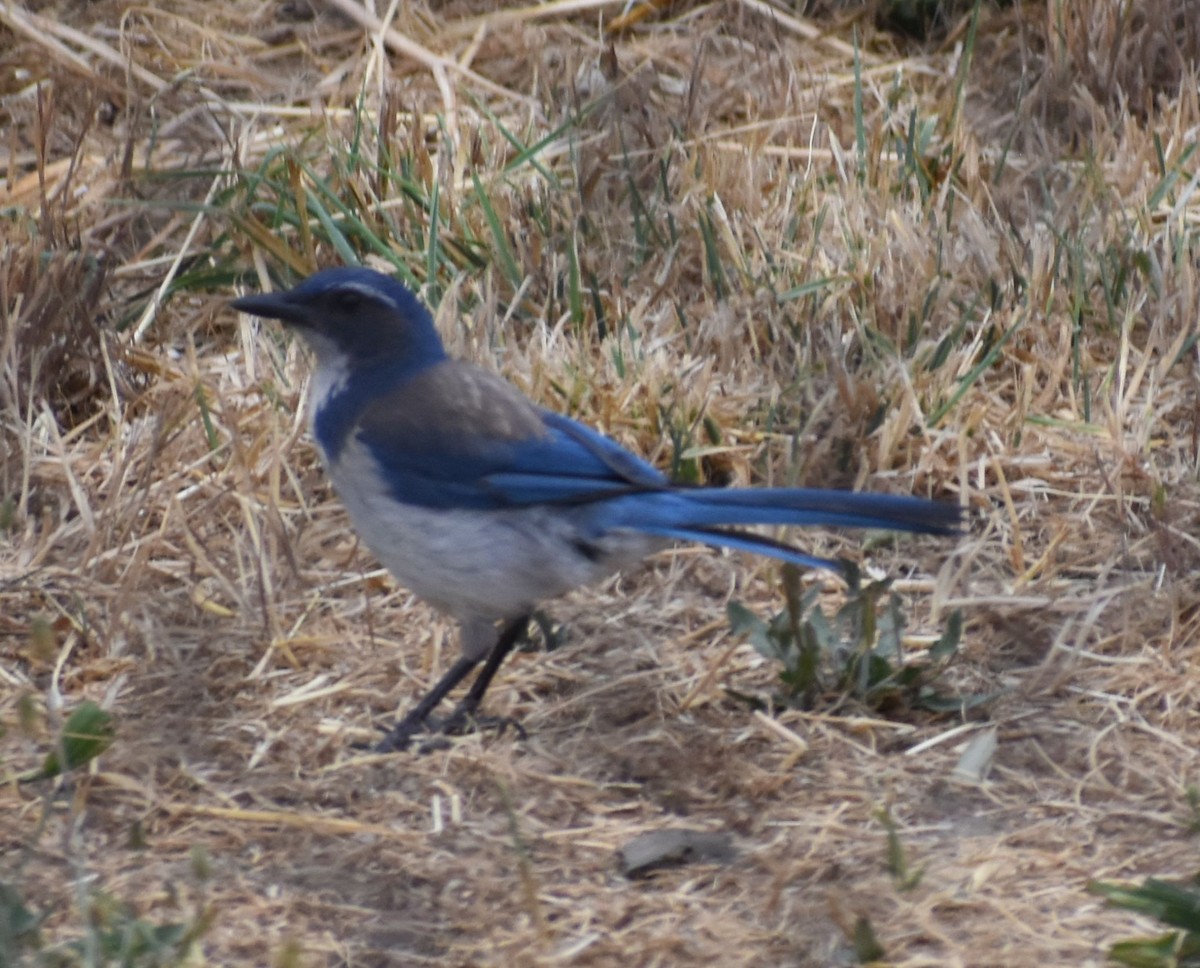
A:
3,0,1200,965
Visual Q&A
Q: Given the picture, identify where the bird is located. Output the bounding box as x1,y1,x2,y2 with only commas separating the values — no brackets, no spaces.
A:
232,266,960,751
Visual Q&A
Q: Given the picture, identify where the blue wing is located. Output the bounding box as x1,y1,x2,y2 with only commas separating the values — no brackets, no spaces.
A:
350,360,666,510
347,359,962,563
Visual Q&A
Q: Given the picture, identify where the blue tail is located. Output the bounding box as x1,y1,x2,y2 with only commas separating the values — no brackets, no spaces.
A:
601,487,961,571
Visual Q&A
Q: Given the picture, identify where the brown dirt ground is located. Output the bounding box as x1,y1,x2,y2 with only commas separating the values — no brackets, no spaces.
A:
3,1,1200,966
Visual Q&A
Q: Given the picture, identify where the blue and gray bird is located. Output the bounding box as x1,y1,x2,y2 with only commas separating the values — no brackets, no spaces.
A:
233,267,960,750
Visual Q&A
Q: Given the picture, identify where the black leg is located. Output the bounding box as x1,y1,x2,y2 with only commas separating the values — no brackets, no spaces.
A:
374,614,532,752
375,653,482,752
437,615,531,735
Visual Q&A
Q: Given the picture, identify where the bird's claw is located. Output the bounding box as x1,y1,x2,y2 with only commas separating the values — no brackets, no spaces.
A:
369,709,526,754
438,710,527,742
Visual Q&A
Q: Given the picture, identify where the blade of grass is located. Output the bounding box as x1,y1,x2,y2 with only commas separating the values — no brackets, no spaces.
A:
472,171,521,290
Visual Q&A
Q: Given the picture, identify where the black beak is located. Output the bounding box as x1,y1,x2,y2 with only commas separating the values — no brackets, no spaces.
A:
231,290,311,328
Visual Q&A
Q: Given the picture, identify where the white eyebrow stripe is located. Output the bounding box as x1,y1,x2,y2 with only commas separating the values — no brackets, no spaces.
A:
335,280,399,310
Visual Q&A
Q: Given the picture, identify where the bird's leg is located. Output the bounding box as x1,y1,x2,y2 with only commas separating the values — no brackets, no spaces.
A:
374,653,483,752
436,614,532,739
374,614,532,752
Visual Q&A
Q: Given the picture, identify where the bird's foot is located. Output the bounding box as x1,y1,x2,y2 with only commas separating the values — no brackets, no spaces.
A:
370,714,428,753
437,708,527,742
370,709,526,754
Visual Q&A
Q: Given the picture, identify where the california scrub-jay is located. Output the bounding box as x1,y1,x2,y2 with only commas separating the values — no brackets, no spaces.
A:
233,267,960,751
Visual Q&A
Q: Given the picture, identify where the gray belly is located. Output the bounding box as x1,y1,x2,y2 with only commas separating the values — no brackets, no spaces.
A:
326,440,660,623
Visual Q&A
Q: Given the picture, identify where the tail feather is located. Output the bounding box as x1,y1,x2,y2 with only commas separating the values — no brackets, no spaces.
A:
602,487,961,571
487,472,962,537
635,524,842,570
614,487,961,535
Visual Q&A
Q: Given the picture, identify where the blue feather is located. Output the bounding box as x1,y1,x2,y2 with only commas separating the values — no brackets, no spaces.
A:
232,265,963,748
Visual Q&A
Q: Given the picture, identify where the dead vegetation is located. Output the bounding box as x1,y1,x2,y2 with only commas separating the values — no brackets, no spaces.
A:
2,0,1200,965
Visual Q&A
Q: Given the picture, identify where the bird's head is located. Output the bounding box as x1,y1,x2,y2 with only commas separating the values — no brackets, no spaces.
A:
232,267,447,374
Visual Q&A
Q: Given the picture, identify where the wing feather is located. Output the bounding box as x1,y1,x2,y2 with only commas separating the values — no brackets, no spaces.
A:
353,361,666,509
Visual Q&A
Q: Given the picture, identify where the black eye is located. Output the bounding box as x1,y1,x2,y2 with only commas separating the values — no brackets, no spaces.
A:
333,290,364,313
